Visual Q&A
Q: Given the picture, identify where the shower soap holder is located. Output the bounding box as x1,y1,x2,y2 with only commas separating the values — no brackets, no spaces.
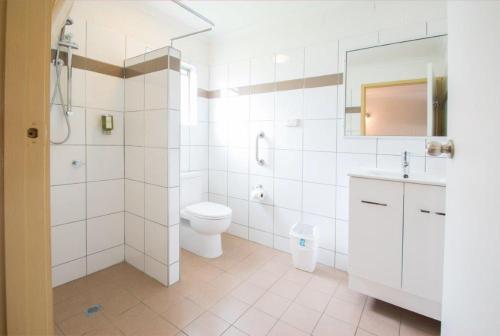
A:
101,115,114,135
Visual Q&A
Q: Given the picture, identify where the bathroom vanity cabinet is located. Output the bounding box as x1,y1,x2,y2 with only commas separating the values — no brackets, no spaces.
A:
348,172,445,320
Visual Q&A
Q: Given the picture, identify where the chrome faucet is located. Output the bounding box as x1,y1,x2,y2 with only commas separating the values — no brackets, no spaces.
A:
402,151,410,178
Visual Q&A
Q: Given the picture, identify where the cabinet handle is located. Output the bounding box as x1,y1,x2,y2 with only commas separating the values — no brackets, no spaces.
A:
361,200,387,207
421,209,446,216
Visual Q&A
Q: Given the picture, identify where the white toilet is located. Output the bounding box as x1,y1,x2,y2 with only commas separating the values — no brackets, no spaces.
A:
180,172,232,258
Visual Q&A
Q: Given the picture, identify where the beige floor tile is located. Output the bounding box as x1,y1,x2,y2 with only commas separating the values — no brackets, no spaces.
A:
205,253,240,271
231,281,266,305
226,262,260,279
210,272,242,292
359,299,401,336
244,252,274,268
305,274,339,295
222,326,248,336
235,307,277,336
283,268,313,286
53,278,91,305
86,282,128,303
247,270,281,289
281,302,322,334
111,302,159,335
79,325,123,336
53,294,93,323
143,288,184,314
160,297,204,329
334,282,368,306
101,291,140,318
191,263,224,282
52,235,441,336
131,316,179,336
210,295,250,323
312,314,357,336
325,297,364,324
355,329,376,336
184,311,231,336
268,321,308,336
259,258,291,277
271,253,294,267
186,282,228,309
126,276,167,301
168,277,201,297
58,312,112,336
269,279,303,300
253,292,291,318
294,287,331,312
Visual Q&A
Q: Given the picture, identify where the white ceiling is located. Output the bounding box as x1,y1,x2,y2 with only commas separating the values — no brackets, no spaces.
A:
133,1,370,40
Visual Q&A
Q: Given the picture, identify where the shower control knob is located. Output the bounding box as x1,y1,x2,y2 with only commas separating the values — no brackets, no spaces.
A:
71,160,84,168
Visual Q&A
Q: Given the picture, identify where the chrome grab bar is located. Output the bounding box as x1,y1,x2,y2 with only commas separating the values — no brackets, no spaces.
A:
256,132,265,166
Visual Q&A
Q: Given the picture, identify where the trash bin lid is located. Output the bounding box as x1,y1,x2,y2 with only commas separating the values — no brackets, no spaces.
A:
290,222,317,239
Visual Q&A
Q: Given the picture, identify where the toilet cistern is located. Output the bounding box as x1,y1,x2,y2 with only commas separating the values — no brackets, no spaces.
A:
402,151,410,178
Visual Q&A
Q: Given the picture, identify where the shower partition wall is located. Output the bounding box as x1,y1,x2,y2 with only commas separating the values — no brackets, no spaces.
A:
123,46,181,286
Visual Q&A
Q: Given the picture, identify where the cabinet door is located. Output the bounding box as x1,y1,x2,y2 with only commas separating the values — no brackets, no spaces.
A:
403,183,445,302
349,177,404,289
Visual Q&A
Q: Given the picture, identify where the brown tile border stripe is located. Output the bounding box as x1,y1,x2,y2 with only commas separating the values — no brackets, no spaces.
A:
305,73,343,88
52,50,124,78
203,72,344,99
51,49,341,98
276,78,304,91
51,49,181,79
198,88,210,99
123,55,181,78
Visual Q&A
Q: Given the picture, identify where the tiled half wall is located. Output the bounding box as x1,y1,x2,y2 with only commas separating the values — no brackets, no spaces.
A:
124,47,181,286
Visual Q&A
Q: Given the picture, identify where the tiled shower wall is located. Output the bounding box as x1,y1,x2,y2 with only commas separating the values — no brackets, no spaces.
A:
50,19,126,287
207,19,448,270
124,47,181,286
50,17,184,286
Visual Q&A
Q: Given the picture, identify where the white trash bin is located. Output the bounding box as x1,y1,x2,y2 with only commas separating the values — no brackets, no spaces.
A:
289,222,318,272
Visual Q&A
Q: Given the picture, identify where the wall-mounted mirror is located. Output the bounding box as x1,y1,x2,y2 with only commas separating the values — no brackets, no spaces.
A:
344,35,447,137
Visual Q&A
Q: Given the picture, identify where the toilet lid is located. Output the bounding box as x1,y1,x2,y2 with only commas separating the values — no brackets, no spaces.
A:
184,202,232,220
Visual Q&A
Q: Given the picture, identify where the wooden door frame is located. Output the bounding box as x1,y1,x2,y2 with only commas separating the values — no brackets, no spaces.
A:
3,0,55,334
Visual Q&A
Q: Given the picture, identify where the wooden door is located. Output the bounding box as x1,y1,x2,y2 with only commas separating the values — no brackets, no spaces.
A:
3,0,54,334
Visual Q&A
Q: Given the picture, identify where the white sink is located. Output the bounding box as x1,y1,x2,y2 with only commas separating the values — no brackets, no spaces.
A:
348,168,446,186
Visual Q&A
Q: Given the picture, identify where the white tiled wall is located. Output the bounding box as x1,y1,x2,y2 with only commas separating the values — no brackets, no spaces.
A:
208,20,448,271
50,19,126,287
124,47,181,286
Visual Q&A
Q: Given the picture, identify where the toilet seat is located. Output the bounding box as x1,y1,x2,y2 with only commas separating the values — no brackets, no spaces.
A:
183,202,232,220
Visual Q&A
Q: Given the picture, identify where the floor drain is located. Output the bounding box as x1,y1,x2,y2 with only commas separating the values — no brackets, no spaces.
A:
85,304,102,316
